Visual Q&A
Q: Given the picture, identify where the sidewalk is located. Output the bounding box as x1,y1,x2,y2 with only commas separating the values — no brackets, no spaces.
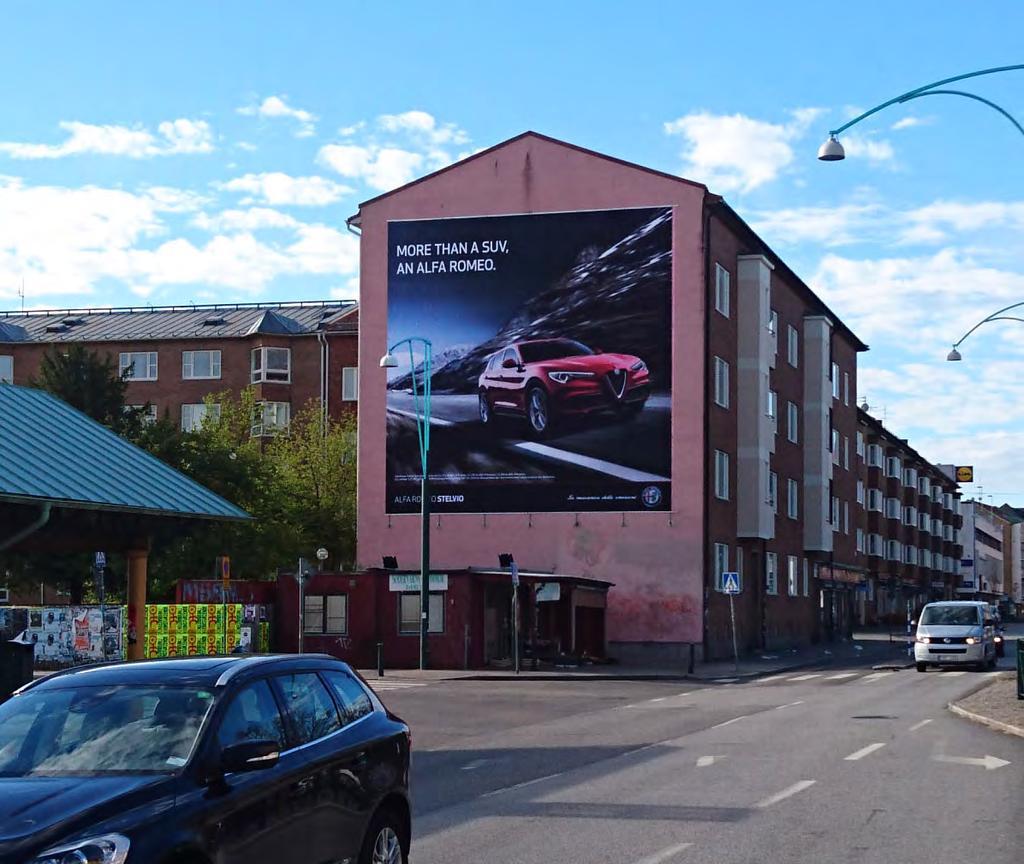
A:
358,632,914,683
949,673,1024,739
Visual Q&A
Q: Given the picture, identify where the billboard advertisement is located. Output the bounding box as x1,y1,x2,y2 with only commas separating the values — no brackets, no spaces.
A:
385,206,672,513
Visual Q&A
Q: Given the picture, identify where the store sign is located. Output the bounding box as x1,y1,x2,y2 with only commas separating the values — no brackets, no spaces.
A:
385,207,673,514
955,465,974,483
388,573,449,592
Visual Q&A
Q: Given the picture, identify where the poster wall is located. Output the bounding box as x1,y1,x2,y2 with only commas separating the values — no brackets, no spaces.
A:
20,606,123,665
385,207,673,514
143,603,271,658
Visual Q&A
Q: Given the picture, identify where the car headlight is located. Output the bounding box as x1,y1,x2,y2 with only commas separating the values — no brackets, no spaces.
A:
630,360,647,372
965,637,977,645
917,636,930,644
994,635,1003,643
32,834,130,864
547,371,595,384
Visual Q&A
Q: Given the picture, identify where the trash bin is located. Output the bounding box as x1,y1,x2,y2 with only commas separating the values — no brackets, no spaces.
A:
0,640,34,702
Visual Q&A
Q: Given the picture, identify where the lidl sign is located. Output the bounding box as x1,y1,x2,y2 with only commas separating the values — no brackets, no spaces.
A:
955,466,974,483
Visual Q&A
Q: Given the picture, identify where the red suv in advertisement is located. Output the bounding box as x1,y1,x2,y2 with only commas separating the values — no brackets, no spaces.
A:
478,338,650,436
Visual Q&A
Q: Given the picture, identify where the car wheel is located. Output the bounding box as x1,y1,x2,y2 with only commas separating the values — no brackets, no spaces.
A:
478,391,491,426
360,808,407,864
526,385,551,437
916,662,927,673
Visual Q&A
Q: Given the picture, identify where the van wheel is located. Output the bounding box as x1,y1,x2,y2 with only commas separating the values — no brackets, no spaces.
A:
915,662,927,673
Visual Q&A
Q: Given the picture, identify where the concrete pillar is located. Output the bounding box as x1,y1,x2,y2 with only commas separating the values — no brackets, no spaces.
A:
126,549,148,661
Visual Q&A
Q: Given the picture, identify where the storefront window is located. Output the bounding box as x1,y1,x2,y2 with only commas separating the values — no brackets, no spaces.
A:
399,592,444,634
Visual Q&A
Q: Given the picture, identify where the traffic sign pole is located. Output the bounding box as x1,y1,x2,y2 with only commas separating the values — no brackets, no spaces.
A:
721,572,741,672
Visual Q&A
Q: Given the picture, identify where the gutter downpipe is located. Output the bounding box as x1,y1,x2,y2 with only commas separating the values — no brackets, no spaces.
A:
0,502,52,552
317,332,328,435
700,199,713,668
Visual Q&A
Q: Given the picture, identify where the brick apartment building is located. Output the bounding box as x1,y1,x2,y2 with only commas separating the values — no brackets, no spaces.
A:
855,409,963,625
0,301,359,433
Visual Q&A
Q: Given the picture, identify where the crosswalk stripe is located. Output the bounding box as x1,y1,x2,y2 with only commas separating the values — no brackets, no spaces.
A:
860,672,894,683
787,673,822,681
943,670,967,677
826,672,860,680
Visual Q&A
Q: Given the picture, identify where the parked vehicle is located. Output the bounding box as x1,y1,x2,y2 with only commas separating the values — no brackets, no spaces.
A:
478,338,650,436
914,601,998,672
0,655,411,864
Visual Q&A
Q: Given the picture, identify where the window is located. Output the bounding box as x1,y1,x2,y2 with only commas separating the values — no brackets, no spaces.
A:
714,543,729,590
714,263,730,317
942,492,953,510
342,367,358,401
856,528,865,554
217,680,286,749
831,362,840,399
304,595,348,634
0,355,12,384
843,501,849,535
856,432,865,459
802,559,809,596
932,517,942,536
921,550,931,569
885,497,900,519
886,539,902,561
399,592,445,634
714,450,730,500
831,428,839,463
856,480,865,506
768,471,778,512
274,673,341,744
904,546,917,566
787,556,799,596
181,350,221,380
766,553,778,595
918,476,930,496
787,401,799,444
252,401,290,436
787,325,799,367
251,346,291,383
181,402,221,432
903,505,917,527
867,488,883,512
842,436,849,470
932,484,942,503
119,351,157,381
903,466,918,488
787,479,798,519
885,456,901,478
713,356,729,408
945,524,956,542
843,372,850,406
768,309,778,336
867,444,883,468
127,404,158,425
868,533,883,557
919,512,930,532
321,670,373,726
831,495,840,526
767,389,777,421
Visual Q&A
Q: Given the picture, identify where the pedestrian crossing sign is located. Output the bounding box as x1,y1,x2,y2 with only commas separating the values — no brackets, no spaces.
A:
722,572,741,594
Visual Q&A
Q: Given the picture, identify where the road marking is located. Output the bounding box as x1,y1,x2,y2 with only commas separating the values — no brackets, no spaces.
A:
631,842,693,864
622,704,638,709
696,755,725,767
711,715,748,729
909,719,933,732
650,697,667,703
755,780,817,808
788,673,822,681
826,672,860,680
460,759,489,771
932,754,1010,771
775,701,804,710
513,441,671,483
943,671,967,677
386,407,456,427
712,677,739,683
480,771,565,797
844,742,887,761
860,672,894,683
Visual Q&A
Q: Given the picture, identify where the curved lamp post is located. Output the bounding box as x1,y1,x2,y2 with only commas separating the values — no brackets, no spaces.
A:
818,64,1024,160
946,302,1024,361
380,337,433,669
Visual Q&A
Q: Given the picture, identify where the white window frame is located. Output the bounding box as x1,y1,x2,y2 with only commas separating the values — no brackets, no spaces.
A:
918,476,930,496
768,471,778,512
885,497,901,519
856,480,865,506
0,354,12,384
787,401,799,444
787,325,799,367
713,356,729,409
714,263,730,317
919,512,930,532
787,555,799,596
886,539,902,562
126,404,158,425
767,389,778,421
868,533,883,557
766,552,778,596
181,402,222,432
843,501,849,535
843,371,850,406
867,443,883,468
885,455,901,478
932,517,942,536
867,488,883,512
903,466,918,488
119,351,158,381
342,366,359,401
251,346,292,384
932,485,942,503
714,450,730,501
902,505,916,527
399,592,444,634
181,349,222,380
831,362,841,399
856,431,865,459
842,436,849,470
787,478,798,519
856,528,865,554
252,401,290,436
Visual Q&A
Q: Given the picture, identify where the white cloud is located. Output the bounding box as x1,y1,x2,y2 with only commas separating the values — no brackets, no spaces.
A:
839,133,895,164
192,207,299,233
236,141,258,152
891,116,932,131
752,202,886,247
317,143,424,191
219,172,352,206
238,95,317,138
663,108,823,193
0,119,214,159
377,111,469,145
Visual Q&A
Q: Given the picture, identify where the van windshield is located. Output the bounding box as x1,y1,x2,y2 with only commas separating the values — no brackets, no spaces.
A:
920,606,979,626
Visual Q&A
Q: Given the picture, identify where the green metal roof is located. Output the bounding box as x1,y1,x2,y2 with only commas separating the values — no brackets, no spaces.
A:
0,384,249,521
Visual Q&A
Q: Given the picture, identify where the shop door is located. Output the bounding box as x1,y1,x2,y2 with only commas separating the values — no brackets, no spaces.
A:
574,607,605,658
483,583,513,665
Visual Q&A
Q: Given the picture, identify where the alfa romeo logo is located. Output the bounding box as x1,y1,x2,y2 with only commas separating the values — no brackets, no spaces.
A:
641,485,662,508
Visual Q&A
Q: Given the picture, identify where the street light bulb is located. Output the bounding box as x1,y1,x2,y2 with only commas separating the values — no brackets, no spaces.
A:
379,351,398,368
817,135,846,161
946,347,962,362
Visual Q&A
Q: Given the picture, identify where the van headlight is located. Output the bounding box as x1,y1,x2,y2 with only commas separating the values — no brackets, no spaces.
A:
965,637,977,645
32,834,130,864
917,636,930,644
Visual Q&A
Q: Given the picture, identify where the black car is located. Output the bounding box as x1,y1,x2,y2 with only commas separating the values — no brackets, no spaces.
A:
0,655,411,864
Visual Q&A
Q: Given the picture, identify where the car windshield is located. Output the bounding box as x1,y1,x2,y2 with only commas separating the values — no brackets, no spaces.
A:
0,684,215,777
518,340,594,363
920,606,980,626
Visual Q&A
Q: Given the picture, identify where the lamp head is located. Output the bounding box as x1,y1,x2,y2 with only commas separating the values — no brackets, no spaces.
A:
379,351,398,368
817,134,845,162
946,347,962,362
498,553,514,568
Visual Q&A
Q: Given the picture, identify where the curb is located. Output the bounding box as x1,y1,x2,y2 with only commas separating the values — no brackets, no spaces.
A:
948,702,1024,740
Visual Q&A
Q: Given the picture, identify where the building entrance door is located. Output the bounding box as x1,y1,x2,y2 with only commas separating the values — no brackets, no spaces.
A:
483,583,513,665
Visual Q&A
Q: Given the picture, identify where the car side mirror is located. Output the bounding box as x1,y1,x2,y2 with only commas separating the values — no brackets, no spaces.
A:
501,358,518,369
221,740,280,774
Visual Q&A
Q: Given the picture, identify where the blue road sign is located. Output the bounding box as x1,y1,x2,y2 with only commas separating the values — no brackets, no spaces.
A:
722,572,741,595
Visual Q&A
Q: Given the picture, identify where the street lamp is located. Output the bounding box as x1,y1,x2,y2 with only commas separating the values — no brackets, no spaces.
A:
817,64,1024,161
380,337,433,670
946,302,1024,361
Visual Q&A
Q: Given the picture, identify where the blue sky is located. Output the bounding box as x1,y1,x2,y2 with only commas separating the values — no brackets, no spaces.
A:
1,1,1022,501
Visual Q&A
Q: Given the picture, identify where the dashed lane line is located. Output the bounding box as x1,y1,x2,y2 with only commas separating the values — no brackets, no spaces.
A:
775,701,804,710
788,673,823,681
755,780,817,808
909,719,933,732
711,715,749,729
844,742,887,761
860,672,895,683
826,672,860,680
631,842,693,864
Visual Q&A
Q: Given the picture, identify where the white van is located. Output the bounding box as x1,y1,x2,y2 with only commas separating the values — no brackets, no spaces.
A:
914,601,997,672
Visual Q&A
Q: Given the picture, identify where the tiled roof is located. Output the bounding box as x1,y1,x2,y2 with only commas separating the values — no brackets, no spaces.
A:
0,301,356,344
0,384,249,520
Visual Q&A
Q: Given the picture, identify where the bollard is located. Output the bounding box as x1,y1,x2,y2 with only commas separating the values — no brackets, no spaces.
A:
377,641,384,679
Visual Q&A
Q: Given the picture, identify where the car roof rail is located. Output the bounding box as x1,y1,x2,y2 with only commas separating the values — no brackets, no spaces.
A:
214,653,340,687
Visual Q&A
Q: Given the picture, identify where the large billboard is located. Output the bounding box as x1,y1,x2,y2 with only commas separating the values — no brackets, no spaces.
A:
385,206,672,514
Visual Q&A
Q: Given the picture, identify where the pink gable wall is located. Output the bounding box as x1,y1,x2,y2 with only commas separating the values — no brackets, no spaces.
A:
355,134,707,645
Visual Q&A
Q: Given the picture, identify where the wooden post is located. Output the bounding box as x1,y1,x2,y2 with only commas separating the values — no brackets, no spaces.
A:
126,549,148,661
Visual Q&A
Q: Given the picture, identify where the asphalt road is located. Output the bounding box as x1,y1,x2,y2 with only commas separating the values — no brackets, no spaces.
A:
387,391,671,480
374,649,1024,864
